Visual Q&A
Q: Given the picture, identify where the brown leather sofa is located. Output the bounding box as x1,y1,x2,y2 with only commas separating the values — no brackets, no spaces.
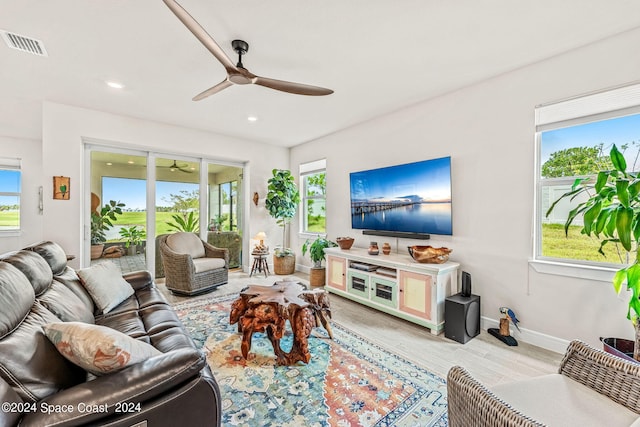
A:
0,241,221,427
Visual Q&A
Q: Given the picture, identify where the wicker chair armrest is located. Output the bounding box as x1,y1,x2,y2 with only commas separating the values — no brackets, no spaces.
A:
446,366,545,427
202,241,229,264
559,339,640,413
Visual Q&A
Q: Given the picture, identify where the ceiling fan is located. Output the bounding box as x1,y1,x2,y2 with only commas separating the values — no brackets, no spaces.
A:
162,0,334,100
158,160,193,173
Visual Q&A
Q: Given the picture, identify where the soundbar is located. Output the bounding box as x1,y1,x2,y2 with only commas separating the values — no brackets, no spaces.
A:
362,230,431,240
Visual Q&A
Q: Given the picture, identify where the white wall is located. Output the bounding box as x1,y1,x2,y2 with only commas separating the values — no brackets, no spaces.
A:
0,136,43,252
42,102,288,269
291,27,640,352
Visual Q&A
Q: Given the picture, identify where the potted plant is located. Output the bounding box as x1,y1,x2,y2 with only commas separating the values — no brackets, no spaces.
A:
547,144,640,361
90,200,125,259
265,169,301,275
302,235,337,287
119,225,146,256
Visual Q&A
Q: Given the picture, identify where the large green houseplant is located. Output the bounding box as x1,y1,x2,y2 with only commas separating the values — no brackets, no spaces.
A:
302,235,337,287
90,200,125,259
265,169,301,275
119,225,146,256
547,144,640,360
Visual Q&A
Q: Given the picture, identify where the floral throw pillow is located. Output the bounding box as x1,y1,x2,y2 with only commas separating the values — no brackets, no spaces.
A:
42,322,161,375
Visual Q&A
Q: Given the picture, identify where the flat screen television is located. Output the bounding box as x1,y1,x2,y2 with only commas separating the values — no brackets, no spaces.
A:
350,156,452,236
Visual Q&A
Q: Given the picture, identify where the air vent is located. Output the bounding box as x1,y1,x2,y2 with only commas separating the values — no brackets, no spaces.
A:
1,30,48,57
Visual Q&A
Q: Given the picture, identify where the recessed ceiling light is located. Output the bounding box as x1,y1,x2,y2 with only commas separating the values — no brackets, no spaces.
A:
247,116,258,122
106,162,113,166
106,81,125,89
127,160,135,164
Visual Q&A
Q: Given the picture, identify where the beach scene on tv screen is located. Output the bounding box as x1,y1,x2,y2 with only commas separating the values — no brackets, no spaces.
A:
350,157,452,235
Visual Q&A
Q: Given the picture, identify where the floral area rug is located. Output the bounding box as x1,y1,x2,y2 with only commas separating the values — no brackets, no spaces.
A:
174,293,448,427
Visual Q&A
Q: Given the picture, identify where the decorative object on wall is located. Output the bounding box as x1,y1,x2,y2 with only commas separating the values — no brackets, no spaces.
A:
38,186,43,214
253,192,259,206
53,176,70,200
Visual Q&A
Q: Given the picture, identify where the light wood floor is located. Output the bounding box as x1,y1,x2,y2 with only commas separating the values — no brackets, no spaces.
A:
158,271,563,387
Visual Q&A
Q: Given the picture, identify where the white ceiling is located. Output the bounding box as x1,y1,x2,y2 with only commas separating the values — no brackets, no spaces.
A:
2,1,640,147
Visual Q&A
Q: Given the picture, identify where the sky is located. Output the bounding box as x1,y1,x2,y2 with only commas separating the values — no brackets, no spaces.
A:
350,156,451,201
102,177,198,210
541,113,640,167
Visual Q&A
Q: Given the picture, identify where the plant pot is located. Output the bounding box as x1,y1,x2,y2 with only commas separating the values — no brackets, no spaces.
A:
309,267,326,287
127,245,137,256
600,337,638,364
273,253,295,275
90,244,104,260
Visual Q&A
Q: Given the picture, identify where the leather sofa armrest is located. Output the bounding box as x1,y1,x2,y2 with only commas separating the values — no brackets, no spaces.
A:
122,270,153,290
19,348,206,427
0,376,24,427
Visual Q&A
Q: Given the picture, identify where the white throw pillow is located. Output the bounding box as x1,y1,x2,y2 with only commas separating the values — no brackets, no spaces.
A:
77,262,134,313
42,322,161,375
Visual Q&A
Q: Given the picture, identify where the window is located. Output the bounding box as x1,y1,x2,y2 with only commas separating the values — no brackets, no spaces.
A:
0,158,21,232
535,83,640,267
300,159,326,234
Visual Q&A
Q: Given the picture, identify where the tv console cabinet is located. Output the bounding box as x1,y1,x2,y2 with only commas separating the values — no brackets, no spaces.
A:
324,247,459,335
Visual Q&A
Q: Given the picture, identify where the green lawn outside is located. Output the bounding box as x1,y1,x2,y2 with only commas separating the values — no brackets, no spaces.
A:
542,223,634,264
0,211,19,227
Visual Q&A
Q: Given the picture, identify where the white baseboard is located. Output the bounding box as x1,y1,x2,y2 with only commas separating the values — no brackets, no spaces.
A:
481,316,570,354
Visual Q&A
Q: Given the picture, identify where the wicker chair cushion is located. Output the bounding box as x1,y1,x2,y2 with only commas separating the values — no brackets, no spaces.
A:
491,374,639,427
192,257,226,273
166,233,205,259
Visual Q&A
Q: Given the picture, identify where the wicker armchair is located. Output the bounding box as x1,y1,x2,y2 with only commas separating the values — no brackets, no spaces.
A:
159,232,229,296
447,340,640,427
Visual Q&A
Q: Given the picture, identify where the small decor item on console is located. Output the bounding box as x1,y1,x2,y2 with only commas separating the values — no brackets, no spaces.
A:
368,242,379,255
336,237,355,250
408,245,451,264
382,242,391,255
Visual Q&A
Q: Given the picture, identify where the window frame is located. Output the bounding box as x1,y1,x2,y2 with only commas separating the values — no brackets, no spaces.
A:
531,82,640,281
0,157,22,235
299,159,327,235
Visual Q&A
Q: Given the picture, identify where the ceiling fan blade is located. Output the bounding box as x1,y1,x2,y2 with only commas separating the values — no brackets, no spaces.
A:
162,0,237,72
193,79,233,101
254,76,333,96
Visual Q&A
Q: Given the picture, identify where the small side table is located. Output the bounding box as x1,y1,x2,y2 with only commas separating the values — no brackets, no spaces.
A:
250,251,270,278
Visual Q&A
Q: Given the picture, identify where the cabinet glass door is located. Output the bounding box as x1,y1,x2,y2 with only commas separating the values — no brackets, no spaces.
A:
371,276,397,308
347,271,369,298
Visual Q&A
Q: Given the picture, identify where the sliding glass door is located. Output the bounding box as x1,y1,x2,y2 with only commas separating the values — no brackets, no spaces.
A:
86,146,244,274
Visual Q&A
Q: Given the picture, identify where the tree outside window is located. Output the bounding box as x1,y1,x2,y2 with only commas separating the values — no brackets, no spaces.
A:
539,113,640,265
0,163,21,231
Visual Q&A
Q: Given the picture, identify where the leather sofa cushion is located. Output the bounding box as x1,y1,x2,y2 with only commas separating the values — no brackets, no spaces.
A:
97,304,195,353
38,281,94,324
0,263,34,337
166,232,205,259
0,250,53,296
0,302,86,402
25,241,68,276
193,257,226,273
491,373,639,427
54,268,95,312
